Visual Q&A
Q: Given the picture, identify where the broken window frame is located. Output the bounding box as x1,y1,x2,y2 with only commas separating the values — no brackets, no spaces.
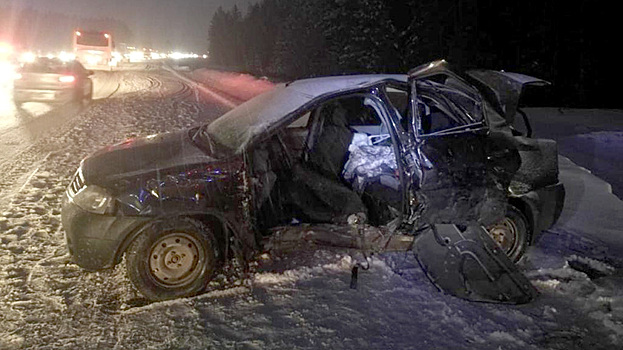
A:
408,75,488,140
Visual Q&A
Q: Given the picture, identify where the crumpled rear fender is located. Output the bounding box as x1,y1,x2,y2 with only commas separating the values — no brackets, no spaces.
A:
413,224,538,304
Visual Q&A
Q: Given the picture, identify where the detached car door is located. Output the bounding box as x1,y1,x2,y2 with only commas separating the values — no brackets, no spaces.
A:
405,62,537,304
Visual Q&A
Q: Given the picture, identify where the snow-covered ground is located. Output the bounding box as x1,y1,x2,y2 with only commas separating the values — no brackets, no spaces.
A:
0,67,622,349
526,108,623,199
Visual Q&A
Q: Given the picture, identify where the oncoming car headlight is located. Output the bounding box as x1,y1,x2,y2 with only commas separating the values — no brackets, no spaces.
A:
71,185,116,215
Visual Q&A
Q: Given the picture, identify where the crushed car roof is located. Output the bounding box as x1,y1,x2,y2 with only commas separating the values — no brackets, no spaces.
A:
207,74,407,152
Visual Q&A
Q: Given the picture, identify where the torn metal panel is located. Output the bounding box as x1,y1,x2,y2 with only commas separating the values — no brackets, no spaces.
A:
509,137,560,194
412,224,538,304
413,132,507,227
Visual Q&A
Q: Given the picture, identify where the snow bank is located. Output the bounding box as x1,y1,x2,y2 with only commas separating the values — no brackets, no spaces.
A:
188,68,276,102
524,108,623,198
542,156,623,264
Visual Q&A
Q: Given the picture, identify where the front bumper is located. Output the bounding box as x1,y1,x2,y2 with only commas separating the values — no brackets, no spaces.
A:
13,88,74,104
61,194,149,270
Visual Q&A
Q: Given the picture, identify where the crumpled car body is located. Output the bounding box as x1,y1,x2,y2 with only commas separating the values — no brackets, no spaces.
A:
61,60,564,303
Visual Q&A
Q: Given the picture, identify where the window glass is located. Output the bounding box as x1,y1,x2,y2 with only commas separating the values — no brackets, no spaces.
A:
418,94,463,134
281,111,312,158
339,96,382,126
287,111,310,128
437,88,483,123
385,86,409,119
415,78,483,135
21,59,69,73
76,33,109,47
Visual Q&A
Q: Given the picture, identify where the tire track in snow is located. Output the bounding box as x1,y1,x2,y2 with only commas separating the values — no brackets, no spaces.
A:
0,71,128,202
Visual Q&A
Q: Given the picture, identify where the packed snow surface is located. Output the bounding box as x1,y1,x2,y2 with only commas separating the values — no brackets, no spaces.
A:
0,66,622,349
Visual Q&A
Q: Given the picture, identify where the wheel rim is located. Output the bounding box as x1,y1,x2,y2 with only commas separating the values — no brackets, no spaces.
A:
488,217,519,255
148,232,206,288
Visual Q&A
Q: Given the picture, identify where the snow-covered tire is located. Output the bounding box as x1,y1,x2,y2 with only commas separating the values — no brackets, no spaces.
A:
126,218,219,301
487,205,529,263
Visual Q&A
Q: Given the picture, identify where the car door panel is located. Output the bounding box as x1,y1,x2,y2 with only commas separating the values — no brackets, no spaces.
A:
416,131,506,227
412,224,538,304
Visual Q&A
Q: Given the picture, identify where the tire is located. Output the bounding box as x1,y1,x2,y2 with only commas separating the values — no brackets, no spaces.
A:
126,217,220,301
487,205,530,263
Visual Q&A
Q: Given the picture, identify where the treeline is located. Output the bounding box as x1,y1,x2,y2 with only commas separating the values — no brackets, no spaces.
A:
209,0,613,108
0,5,132,51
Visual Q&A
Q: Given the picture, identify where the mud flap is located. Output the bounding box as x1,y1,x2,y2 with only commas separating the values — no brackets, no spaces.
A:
412,224,538,304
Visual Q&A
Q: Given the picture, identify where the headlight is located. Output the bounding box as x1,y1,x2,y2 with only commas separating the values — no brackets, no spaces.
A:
71,185,115,214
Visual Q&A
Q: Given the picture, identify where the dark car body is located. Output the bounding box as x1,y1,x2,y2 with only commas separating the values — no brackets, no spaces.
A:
61,60,564,303
13,58,93,106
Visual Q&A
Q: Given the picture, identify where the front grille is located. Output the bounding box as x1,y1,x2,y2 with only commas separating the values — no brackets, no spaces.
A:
67,168,86,198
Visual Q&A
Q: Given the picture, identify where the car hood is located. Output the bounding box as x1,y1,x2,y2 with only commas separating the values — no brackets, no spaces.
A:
81,128,215,185
465,70,549,125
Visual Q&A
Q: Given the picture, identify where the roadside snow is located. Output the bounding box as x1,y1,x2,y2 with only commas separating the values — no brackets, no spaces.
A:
525,108,623,199
529,156,623,266
188,68,276,102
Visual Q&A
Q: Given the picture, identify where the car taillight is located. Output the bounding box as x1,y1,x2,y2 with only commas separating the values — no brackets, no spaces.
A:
58,75,76,83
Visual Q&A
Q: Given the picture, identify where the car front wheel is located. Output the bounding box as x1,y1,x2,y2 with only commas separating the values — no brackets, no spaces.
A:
487,205,530,263
126,218,219,301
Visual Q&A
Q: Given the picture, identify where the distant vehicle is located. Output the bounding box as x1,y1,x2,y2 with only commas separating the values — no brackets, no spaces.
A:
114,42,130,63
61,60,564,304
73,29,114,70
13,57,93,107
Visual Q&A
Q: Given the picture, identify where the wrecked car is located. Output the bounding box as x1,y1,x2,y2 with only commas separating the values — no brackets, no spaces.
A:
61,60,564,304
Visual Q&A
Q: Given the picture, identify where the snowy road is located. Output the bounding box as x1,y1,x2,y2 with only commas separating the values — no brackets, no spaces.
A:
0,68,121,196
1,66,622,349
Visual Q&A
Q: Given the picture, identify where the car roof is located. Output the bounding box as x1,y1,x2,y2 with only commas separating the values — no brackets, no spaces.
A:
286,74,407,97
207,74,407,153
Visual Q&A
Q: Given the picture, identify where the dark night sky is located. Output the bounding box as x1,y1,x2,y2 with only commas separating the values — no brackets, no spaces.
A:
1,0,256,51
